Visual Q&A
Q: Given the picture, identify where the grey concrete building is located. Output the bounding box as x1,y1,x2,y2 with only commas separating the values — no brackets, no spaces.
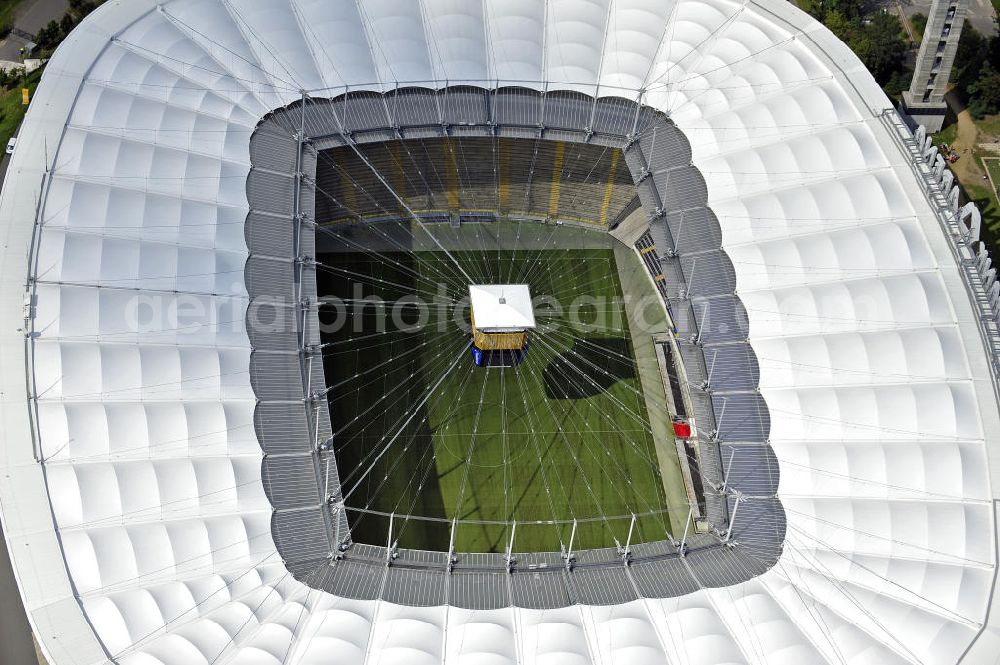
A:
902,0,968,131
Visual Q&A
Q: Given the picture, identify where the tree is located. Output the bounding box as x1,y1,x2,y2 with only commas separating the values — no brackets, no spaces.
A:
28,1,107,55
910,13,927,42
951,26,1000,106
953,26,989,92
69,0,98,14
968,64,1000,118
0,67,26,90
883,69,914,98
849,12,908,85
59,12,75,36
812,0,864,21
35,20,60,50
823,10,852,40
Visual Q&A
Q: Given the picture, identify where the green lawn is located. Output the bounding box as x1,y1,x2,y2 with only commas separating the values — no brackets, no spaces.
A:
966,176,1000,242
985,157,1000,188
0,67,42,149
318,241,675,553
978,114,1000,140
932,123,958,147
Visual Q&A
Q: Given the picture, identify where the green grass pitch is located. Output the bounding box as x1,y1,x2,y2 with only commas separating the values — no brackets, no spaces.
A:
318,243,674,553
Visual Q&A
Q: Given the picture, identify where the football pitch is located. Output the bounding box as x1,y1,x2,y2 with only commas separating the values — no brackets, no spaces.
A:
318,240,678,553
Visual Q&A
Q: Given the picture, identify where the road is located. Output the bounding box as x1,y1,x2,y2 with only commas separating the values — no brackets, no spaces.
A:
13,0,69,33
964,0,1000,36
0,0,69,62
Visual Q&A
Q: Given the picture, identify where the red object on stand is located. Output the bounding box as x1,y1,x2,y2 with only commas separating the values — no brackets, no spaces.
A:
672,420,691,439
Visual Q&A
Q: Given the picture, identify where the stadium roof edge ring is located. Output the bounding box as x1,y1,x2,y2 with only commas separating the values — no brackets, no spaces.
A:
1,0,999,664
247,87,783,608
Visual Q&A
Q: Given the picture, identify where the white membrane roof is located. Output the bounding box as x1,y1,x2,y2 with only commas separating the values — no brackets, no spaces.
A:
0,1,998,664
470,284,536,331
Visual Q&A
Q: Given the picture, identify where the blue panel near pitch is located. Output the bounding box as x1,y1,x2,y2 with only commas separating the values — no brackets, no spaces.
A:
471,346,526,367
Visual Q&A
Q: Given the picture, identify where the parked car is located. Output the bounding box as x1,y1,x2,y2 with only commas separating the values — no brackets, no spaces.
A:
5,137,16,155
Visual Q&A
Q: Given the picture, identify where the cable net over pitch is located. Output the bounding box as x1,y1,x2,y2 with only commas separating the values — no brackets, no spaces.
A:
246,87,784,603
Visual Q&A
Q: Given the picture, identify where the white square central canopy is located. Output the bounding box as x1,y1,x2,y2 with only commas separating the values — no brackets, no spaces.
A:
469,284,536,332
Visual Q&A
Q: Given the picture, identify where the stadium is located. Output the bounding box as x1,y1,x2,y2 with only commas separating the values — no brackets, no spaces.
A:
0,0,998,664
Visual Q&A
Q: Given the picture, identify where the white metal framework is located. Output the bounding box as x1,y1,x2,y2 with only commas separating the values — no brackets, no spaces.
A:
0,1,998,664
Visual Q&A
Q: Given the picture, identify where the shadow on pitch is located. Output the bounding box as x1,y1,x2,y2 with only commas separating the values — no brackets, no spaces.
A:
542,337,636,399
